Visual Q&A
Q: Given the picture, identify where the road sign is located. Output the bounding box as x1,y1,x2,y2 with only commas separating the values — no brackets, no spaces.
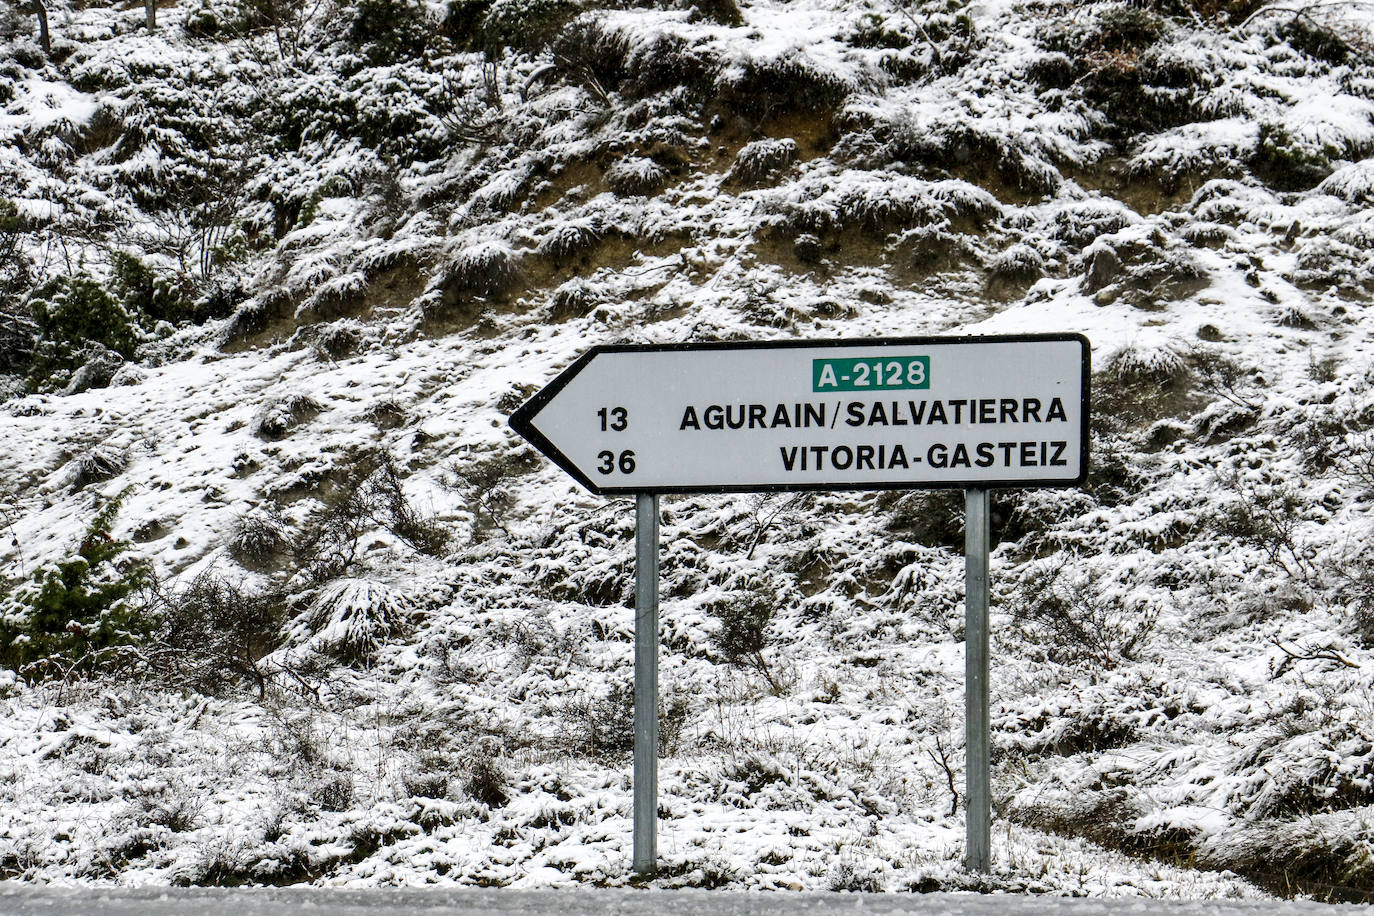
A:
509,334,1090,495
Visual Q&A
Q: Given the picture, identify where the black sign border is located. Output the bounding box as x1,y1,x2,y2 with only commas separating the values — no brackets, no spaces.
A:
509,333,1091,496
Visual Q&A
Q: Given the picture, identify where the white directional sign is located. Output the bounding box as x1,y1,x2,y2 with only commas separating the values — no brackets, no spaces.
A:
509,335,1090,495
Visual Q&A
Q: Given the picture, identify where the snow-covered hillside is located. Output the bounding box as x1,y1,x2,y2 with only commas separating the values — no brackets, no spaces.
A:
2,0,1374,897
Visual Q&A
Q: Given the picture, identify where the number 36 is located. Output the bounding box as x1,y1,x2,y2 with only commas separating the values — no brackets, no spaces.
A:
597,450,636,475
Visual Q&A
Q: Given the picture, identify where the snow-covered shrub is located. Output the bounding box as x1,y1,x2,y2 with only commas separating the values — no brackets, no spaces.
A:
1128,120,1257,190
1093,342,1192,433
767,172,1000,237
480,0,580,51
536,218,602,260
158,572,286,697
827,854,885,892
110,252,196,327
318,770,355,812
1251,123,1339,192
1050,198,1139,247
1082,226,1205,307
62,441,129,492
988,243,1046,283
547,277,601,320
730,138,797,184
347,0,433,66
255,392,323,439
1212,478,1318,584
1318,159,1374,204
695,0,743,26
308,577,416,664
558,680,636,758
228,505,292,567
1035,7,1202,141
1288,237,1374,293
883,488,966,549
604,156,667,196
314,319,365,360
717,50,854,119
550,16,716,101
463,752,509,807
1106,341,1188,388
1010,565,1158,672
445,240,521,298
0,487,155,680
1275,14,1359,66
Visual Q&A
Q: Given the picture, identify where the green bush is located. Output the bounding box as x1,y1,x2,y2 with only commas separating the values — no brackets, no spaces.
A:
1251,123,1335,192
1277,15,1357,66
26,274,140,391
111,252,195,326
349,0,433,65
480,0,579,52
0,487,155,679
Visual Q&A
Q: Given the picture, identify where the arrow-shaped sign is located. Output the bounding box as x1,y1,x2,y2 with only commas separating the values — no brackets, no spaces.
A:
510,335,1090,496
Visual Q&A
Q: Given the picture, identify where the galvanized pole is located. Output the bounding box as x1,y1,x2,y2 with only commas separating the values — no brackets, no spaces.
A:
964,487,991,873
633,493,660,876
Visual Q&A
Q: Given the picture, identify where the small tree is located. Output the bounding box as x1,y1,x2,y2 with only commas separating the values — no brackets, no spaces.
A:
708,581,783,694
0,487,155,679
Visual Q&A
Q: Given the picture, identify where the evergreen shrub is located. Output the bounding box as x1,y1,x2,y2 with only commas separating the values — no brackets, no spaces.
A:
0,487,155,679
26,274,140,391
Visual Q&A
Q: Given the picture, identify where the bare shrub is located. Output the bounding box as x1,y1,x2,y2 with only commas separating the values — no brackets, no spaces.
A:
1010,564,1158,672
557,679,686,761
297,451,448,579
1193,351,1261,410
367,456,449,556
708,581,784,694
444,449,539,540
157,572,287,698
1213,475,1318,585
437,61,505,144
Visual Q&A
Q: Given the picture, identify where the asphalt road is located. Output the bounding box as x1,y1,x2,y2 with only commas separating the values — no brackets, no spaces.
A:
0,887,1362,915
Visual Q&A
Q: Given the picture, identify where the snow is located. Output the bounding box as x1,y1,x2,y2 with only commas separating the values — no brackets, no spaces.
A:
4,0,1374,898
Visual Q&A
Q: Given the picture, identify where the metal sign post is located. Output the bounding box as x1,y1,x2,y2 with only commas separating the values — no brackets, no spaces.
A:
633,493,660,875
964,488,991,872
509,334,1090,877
